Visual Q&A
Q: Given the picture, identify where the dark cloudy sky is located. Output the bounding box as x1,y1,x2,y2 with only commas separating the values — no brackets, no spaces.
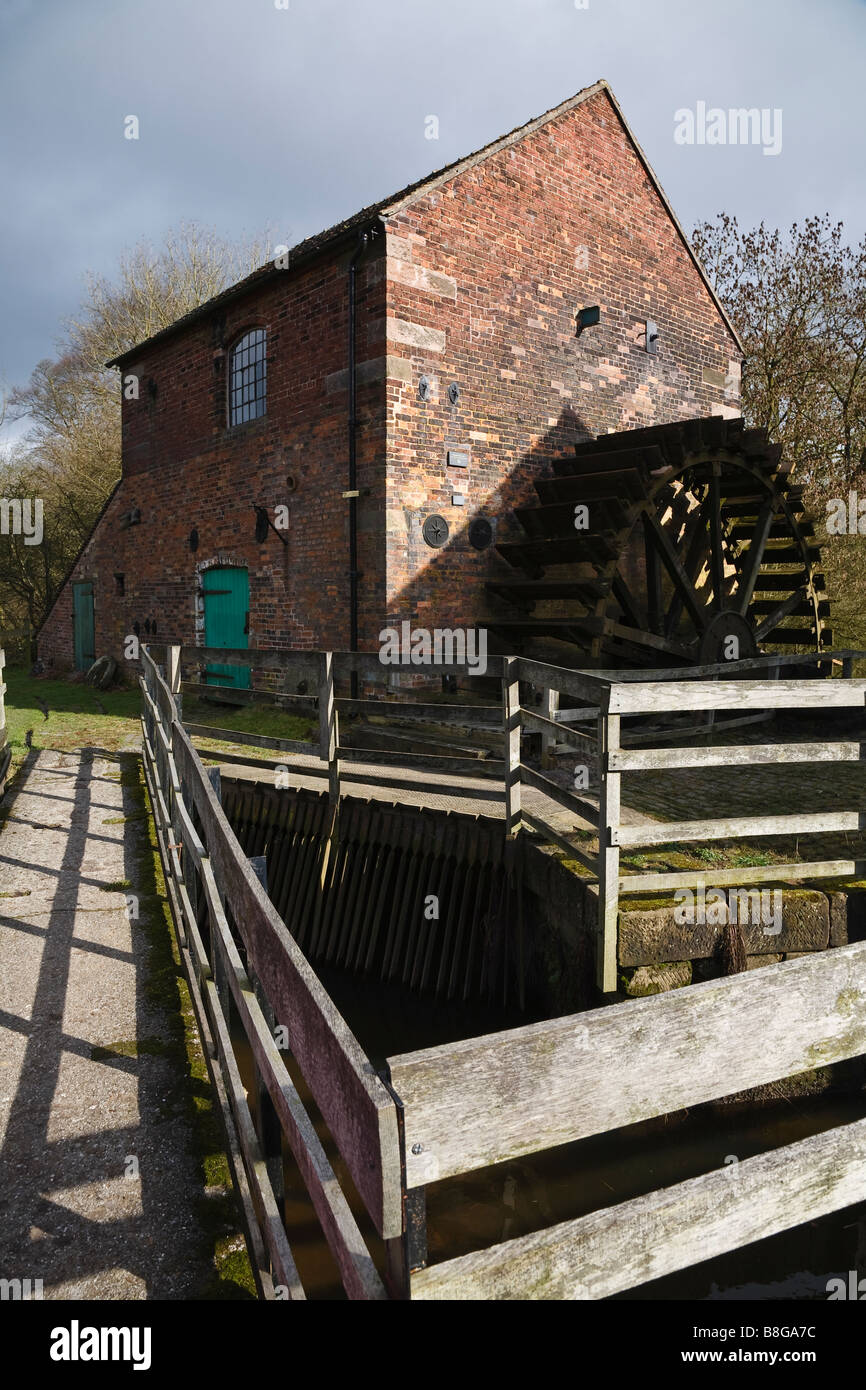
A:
1,0,863,445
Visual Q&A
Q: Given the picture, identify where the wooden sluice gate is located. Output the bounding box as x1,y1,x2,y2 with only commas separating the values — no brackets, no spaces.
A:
140,643,866,1300
222,782,526,1006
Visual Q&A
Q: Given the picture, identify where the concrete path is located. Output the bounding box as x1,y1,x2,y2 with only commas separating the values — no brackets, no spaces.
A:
0,746,233,1299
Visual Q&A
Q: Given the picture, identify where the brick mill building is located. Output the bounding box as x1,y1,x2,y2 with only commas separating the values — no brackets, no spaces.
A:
37,79,745,681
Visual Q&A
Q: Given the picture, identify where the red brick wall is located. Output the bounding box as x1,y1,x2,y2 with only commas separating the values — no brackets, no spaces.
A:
379,87,742,633
38,242,388,673
38,87,742,674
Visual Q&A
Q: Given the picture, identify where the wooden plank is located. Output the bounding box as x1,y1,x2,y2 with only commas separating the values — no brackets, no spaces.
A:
620,859,862,893
503,658,521,835
190,745,327,776
614,810,863,849
319,651,339,806
387,939,866,1189
339,769,503,802
182,645,319,676
203,973,305,1299
516,657,606,706
141,742,276,1299
608,677,866,715
520,708,592,752
610,740,863,771
333,650,505,681
166,644,182,695
172,721,402,1238
521,811,599,876
518,763,597,824
335,699,501,728
200,860,388,1300
410,1114,866,1300
540,687,559,769
336,746,503,777
181,681,317,713
596,709,620,994
553,707,598,726
183,722,317,756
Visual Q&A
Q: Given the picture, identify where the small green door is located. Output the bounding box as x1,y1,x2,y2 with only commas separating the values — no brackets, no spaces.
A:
72,582,95,672
203,567,251,689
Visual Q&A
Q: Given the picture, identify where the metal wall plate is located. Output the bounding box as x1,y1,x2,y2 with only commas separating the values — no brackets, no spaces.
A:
468,517,494,550
422,514,449,548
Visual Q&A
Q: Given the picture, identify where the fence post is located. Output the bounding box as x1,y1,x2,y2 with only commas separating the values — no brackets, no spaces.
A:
503,656,521,836
0,649,9,794
596,699,621,995
167,644,182,720
248,854,285,1208
319,651,339,807
541,686,559,770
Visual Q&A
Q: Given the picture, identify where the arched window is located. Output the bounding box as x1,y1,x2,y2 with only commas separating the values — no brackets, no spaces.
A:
228,328,267,425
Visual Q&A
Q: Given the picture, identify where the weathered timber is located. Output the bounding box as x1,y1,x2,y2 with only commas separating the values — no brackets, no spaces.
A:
387,940,866,1188
200,859,388,1299
620,859,863,894
335,699,501,728
610,741,865,771
171,721,402,1238
614,811,864,849
184,723,318,756
410,1114,866,1300
142,732,276,1298
518,763,597,824
596,708,621,994
608,678,866,714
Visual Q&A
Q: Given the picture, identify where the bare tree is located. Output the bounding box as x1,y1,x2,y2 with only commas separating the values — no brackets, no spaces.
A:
1,223,272,650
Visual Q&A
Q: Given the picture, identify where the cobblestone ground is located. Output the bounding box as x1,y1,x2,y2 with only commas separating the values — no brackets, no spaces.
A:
616,710,866,871
0,748,222,1299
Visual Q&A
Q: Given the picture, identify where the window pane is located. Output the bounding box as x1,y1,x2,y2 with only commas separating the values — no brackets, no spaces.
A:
229,329,267,425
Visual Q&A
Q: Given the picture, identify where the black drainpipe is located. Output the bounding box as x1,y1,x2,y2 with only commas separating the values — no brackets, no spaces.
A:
348,228,371,699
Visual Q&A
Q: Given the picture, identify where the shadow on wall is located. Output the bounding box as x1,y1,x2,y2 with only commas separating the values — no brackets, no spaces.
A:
382,407,596,654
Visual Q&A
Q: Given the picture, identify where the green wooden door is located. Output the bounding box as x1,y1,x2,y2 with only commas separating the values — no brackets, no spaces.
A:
72,582,95,672
203,567,250,689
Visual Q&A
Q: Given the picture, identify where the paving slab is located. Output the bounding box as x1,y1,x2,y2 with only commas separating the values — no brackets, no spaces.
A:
0,747,222,1300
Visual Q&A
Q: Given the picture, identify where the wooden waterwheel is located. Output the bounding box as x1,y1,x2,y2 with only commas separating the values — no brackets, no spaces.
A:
488,416,830,671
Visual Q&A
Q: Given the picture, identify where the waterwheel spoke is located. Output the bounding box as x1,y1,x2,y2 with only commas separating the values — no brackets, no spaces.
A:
665,496,711,637
736,496,777,616
643,513,663,635
753,585,809,640
611,573,646,631
607,622,694,661
643,510,709,633
709,468,725,611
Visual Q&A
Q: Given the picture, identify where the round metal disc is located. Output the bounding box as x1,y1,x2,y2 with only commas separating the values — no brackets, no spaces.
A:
423,514,449,548
468,517,493,550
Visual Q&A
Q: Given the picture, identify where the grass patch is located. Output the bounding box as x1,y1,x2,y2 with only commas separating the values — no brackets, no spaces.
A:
2,666,142,782
182,691,314,760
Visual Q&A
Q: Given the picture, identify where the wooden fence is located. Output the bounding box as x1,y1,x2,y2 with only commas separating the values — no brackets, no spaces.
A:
139,642,866,1299
0,650,9,794
387,938,866,1298
168,642,866,994
140,646,403,1299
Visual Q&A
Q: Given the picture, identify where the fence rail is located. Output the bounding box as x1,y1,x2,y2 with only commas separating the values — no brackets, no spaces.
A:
140,646,403,1300
162,641,866,995
0,650,9,794
138,642,866,1299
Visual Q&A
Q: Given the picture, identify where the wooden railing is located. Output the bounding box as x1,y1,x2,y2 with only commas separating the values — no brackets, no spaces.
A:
141,642,866,1299
0,649,10,794
168,642,866,994
140,646,403,1299
387,937,866,1298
